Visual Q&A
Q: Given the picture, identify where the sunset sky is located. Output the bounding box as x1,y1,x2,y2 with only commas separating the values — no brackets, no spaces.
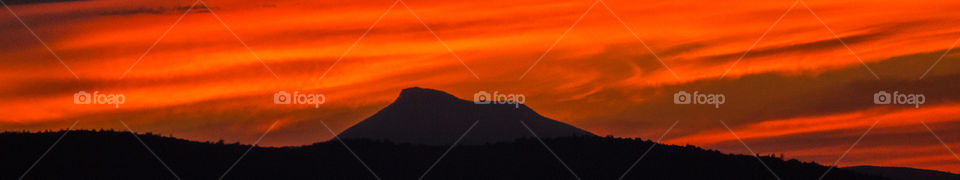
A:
2,0,960,173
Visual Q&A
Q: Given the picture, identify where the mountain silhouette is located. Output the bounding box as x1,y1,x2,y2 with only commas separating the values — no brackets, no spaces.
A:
337,87,595,145
0,87,909,179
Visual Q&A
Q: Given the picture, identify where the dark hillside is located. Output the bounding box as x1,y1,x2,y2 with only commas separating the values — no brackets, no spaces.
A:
1,130,884,180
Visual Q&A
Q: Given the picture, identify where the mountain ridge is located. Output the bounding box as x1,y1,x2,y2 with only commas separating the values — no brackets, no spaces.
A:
0,87,942,179
1,130,886,179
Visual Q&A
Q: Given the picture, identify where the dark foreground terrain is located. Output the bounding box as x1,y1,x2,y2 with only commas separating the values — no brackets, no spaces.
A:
2,130,884,180
845,166,960,180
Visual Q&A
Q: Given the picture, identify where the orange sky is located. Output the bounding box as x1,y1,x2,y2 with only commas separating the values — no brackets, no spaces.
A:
2,0,960,173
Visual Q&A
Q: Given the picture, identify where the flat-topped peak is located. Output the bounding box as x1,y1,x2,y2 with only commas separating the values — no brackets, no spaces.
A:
338,87,595,145
396,87,461,103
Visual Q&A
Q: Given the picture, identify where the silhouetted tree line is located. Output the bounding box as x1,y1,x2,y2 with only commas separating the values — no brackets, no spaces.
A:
1,130,888,180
